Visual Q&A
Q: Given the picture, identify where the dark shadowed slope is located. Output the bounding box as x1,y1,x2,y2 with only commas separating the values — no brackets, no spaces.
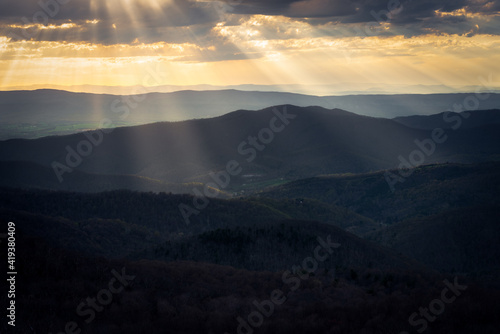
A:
393,109,500,130
260,162,500,224
0,161,211,195
1,188,421,272
8,234,500,334
260,162,500,277
367,205,500,276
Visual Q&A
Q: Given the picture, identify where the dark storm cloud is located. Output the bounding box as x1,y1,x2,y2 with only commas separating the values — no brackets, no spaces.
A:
0,0,217,25
0,0,223,43
281,0,499,37
224,0,499,21
221,0,357,17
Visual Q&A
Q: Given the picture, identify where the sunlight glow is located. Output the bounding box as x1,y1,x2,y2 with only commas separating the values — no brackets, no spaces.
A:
0,1,498,91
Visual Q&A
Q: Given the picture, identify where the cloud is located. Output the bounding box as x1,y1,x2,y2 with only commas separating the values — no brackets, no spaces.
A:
0,0,217,25
223,0,499,21
0,0,498,65
0,0,225,44
287,0,358,17
224,0,500,37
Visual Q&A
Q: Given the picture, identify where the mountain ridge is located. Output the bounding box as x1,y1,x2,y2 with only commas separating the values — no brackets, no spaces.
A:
3,89,500,139
1,105,499,190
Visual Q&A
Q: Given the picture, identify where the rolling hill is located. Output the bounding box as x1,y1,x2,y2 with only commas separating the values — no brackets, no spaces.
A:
1,188,420,272
258,162,500,275
260,162,500,224
367,205,500,277
3,185,500,334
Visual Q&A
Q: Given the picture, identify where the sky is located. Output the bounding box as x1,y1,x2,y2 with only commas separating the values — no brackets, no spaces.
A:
0,0,499,93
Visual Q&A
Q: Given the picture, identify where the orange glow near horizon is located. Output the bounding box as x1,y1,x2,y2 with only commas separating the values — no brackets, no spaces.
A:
0,4,499,93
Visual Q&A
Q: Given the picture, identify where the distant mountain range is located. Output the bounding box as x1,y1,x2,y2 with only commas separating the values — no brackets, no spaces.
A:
2,89,500,139
1,106,499,191
4,83,499,96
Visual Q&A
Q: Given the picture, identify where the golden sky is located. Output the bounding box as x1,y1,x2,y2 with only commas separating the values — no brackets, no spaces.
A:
0,0,499,93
